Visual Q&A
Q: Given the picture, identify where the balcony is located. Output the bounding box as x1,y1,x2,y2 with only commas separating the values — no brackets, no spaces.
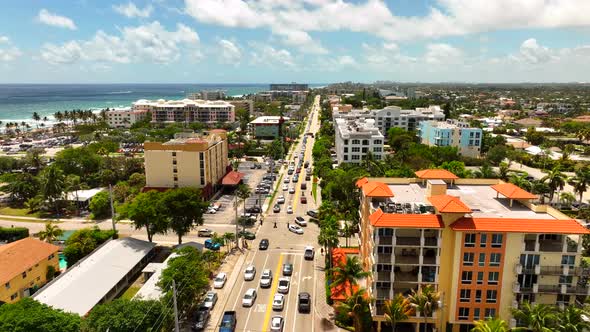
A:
538,285,590,295
377,254,392,264
397,236,420,246
395,254,419,265
516,264,540,275
424,237,438,247
517,283,539,293
377,271,392,281
395,270,419,282
539,241,563,252
539,265,577,275
375,288,390,299
378,237,393,245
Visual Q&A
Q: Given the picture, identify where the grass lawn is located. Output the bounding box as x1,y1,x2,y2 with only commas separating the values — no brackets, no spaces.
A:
312,180,318,202
0,206,41,218
120,286,140,300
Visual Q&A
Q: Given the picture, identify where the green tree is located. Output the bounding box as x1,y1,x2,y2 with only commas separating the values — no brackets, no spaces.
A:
119,191,169,242
471,317,509,332
37,222,63,243
89,191,111,219
54,147,102,177
335,288,372,332
236,184,251,217
511,301,557,332
330,255,371,289
81,298,170,332
440,161,469,178
510,173,532,191
0,298,81,332
162,188,207,244
63,227,116,266
38,165,66,214
474,163,496,179
568,167,590,204
486,145,508,165
525,127,544,145
24,147,45,172
1,173,39,204
383,293,413,331
318,223,339,269
266,138,284,160
541,166,566,203
407,284,440,332
555,305,590,332
498,162,510,181
158,246,210,313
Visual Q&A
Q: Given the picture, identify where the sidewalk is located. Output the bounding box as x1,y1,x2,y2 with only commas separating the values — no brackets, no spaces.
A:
314,251,343,332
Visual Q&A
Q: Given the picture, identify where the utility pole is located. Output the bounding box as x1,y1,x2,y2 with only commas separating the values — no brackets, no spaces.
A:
109,184,116,232
234,195,239,249
173,280,180,332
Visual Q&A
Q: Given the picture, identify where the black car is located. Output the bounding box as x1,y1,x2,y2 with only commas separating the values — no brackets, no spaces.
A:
282,263,293,276
246,206,261,214
273,204,281,213
298,292,311,313
192,306,210,331
307,210,318,218
259,239,269,250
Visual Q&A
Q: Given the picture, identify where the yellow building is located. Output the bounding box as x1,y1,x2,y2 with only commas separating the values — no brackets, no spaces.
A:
357,170,589,332
144,130,229,199
0,237,59,304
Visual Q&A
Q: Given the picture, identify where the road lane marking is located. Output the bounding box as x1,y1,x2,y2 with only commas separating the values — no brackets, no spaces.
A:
292,254,304,332
312,249,317,332
243,252,270,328
261,253,284,332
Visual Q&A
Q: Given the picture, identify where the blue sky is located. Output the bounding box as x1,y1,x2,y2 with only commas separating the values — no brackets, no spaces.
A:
1,0,590,83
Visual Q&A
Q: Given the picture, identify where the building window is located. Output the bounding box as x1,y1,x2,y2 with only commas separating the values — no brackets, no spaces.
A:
351,155,360,160
488,272,499,285
344,147,348,153
351,147,360,153
557,294,570,305
477,271,484,285
344,139,349,145
461,271,472,284
362,140,369,145
373,147,382,152
486,290,497,303
490,253,501,266
375,155,382,160
464,233,476,247
352,139,360,145
491,234,503,248
559,275,573,285
374,140,382,145
362,147,368,153
22,272,27,279
4,282,9,289
469,140,474,146
485,308,496,318
463,252,474,266
474,308,481,320
48,254,55,260
460,289,471,302
480,234,487,247
343,155,348,161
479,253,486,266
475,290,482,303
458,307,470,320
10,293,17,301
378,228,394,236
172,152,176,157
561,255,575,266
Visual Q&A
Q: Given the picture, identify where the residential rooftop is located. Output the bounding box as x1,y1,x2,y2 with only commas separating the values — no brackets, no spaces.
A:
335,118,384,138
249,116,291,125
133,98,234,108
0,238,59,285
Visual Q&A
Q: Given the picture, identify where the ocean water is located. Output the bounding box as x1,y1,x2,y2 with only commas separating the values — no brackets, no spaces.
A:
0,84,272,125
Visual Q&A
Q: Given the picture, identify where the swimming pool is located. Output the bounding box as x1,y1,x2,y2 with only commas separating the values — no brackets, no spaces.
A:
58,253,67,270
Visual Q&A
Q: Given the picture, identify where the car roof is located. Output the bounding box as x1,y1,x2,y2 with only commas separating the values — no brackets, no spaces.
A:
216,272,226,277
206,291,216,296
245,288,256,295
246,265,255,270
274,294,284,299
305,246,314,250
271,316,283,322
299,292,310,298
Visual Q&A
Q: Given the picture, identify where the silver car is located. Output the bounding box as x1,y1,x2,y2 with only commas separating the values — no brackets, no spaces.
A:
244,265,256,281
242,288,257,307
270,316,284,332
260,269,272,288
272,293,284,311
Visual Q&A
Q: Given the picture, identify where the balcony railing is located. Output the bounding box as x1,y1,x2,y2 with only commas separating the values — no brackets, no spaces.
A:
539,241,563,252
377,254,392,264
397,237,420,246
379,237,393,245
377,271,392,281
537,284,590,295
395,255,419,265
376,288,390,299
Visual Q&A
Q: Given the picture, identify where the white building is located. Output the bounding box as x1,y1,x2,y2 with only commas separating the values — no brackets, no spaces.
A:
334,118,385,164
187,90,226,101
132,99,235,124
106,107,148,128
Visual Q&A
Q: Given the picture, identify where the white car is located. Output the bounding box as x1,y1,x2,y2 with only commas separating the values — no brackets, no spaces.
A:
277,195,285,204
260,269,273,288
288,224,304,234
282,184,288,191
207,208,217,214
213,272,227,289
203,291,218,309
244,265,256,281
270,316,284,332
289,187,295,194
287,206,293,214
277,277,290,294
294,216,307,226
272,293,285,311
283,178,290,184
242,288,257,307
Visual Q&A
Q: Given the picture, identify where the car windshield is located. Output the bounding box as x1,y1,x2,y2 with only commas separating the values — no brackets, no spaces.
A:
206,293,214,300
246,267,254,273
215,276,224,282
244,294,253,299
279,280,288,286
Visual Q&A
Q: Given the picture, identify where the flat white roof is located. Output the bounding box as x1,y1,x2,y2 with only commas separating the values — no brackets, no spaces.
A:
134,253,179,301
64,188,104,202
33,237,155,315
250,116,291,125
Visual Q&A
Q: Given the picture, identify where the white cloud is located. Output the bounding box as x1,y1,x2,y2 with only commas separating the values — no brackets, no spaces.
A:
362,42,416,66
516,38,556,64
38,9,77,30
40,22,200,65
184,0,590,43
113,2,154,18
218,39,242,64
272,28,328,54
249,44,296,68
0,36,22,62
0,36,9,44
424,43,463,64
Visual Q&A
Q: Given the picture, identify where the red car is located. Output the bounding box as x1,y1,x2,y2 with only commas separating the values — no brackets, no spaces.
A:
300,196,307,204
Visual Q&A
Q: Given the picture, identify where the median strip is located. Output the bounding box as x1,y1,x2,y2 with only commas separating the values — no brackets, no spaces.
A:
261,253,284,331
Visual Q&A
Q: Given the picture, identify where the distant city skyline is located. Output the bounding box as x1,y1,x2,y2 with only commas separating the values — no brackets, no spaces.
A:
1,1,590,83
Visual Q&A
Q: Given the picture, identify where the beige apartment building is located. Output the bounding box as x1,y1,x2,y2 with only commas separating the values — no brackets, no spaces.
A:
144,130,229,199
357,170,589,332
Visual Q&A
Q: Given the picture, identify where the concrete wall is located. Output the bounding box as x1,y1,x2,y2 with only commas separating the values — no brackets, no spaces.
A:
499,233,521,321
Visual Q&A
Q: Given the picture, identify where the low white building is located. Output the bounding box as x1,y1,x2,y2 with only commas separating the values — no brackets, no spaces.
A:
106,107,148,128
334,118,384,164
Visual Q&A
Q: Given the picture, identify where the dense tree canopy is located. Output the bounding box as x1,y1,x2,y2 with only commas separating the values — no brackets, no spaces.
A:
0,298,81,332
81,298,169,332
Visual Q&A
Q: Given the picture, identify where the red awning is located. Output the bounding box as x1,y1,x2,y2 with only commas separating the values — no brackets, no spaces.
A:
222,171,244,185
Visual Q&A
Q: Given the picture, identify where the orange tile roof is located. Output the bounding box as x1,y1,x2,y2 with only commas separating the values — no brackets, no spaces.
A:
491,183,537,200
415,169,459,180
361,182,394,198
450,217,590,234
0,237,59,284
369,209,444,228
428,194,472,213
355,177,369,188
331,248,361,301
221,170,244,185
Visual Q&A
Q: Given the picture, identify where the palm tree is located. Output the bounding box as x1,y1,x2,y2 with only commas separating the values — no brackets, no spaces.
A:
32,112,40,128
555,305,590,332
510,173,532,191
235,184,251,217
383,293,413,331
37,221,63,243
361,151,383,176
335,287,372,332
541,166,566,203
330,255,371,289
498,162,510,181
318,225,339,268
407,284,440,332
568,167,590,204
38,165,66,214
511,301,557,332
471,318,509,332
559,192,576,209
222,232,236,247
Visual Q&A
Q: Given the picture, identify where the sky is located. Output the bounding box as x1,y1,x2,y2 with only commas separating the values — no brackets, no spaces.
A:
1,0,590,83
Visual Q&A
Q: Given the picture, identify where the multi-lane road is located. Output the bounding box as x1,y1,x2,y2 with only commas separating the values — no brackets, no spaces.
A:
211,95,322,332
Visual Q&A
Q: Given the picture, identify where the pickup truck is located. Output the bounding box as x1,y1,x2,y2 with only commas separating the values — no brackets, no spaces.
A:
219,311,236,332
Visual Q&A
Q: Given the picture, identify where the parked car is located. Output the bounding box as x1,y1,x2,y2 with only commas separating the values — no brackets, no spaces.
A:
282,263,293,276
259,238,269,250
213,272,227,289
238,231,256,240
260,269,273,288
298,292,311,313
246,206,261,213
204,239,221,251
294,216,307,227
242,288,257,307
277,278,290,294
307,210,318,218
272,293,285,311
198,228,213,237
304,246,315,260
203,291,218,309
289,224,303,234
192,306,210,331
244,265,256,281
